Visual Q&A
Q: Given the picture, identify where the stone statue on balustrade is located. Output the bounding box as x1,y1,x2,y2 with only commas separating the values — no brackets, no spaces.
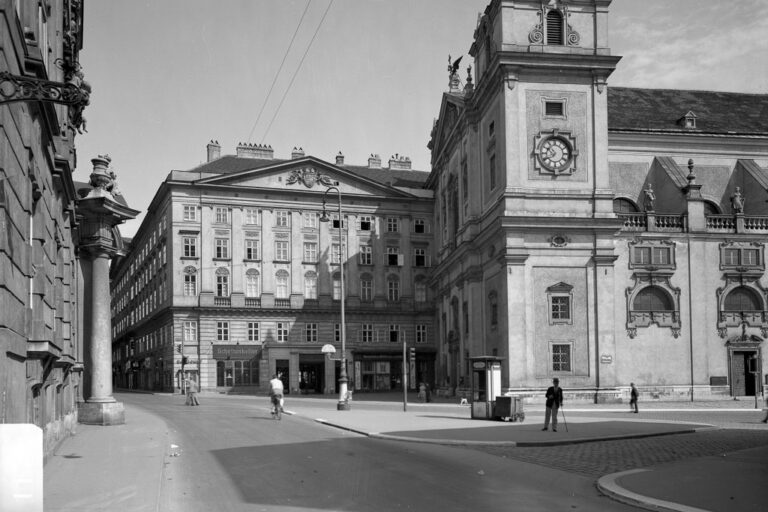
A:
643,184,656,212
731,187,745,214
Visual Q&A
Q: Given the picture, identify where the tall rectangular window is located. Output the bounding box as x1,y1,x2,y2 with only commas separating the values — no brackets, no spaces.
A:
335,323,340,343
245,208,261,225
416,325,427,344
275,241,289,261
245,238,260,260
361,323,374,343
388,280,400,302
552,343,571,372
359,245,372,265
183,274,197,296
303,212,318,229
359,215,373,231
275,210,290,227
551,296,571,321
215,238,230,259
248,322,260,342
217,321,229,342
389,325,400,342
216,274,229,297
414,218,426,233
360,278,372,302
183,205,197,221
182,237,197,258
387,247,400,266
183,321,197,343
304,242,318,262
277,322,288,342
305,323,318,342
215,207,229,224
387,217,400,232
413,248,427,267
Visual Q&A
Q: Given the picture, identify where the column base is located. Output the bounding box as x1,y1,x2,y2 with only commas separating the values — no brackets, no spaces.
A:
78,401,125,425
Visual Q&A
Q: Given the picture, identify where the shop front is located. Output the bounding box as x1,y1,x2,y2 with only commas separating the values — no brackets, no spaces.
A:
212,344,261,390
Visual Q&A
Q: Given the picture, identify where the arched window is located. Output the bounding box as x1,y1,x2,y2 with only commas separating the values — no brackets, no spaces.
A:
703,201,720,216
546,10,564,45
613,198,639,213
633,286,673,312
724,287,761,313
275,270,289,299
245,269,260,298
304,271,317,299
215,267,229,297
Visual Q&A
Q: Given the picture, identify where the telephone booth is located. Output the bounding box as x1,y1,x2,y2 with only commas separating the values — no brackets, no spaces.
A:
470,356,524,422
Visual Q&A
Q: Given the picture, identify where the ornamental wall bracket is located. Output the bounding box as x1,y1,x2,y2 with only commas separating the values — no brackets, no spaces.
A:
0,65,90,133
286,168,334,189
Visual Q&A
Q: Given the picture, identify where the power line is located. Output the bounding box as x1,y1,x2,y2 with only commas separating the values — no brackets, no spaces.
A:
247,0,312,143
260,0,335,144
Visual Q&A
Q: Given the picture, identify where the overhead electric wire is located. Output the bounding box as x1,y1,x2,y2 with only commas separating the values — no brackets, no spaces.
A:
247,0,312,142
260,0,335,144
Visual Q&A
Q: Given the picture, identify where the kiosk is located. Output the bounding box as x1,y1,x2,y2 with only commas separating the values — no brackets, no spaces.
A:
470,356,524,422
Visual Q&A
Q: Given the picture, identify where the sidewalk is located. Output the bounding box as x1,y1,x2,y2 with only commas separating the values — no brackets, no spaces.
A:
43,393,768,512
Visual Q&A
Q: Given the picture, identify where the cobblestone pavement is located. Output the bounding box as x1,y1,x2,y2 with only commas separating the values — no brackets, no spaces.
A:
469,410,768,477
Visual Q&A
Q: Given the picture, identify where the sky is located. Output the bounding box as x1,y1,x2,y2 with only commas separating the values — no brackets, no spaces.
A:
75,0,768,237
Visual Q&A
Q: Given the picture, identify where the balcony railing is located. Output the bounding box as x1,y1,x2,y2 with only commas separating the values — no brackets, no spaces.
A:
214,297,231,306
274,298,291,308
244,298,261,307
619,212,768,234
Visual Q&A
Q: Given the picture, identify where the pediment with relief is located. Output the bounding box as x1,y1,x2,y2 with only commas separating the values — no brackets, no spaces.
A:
194,157,416,198
429,96,465,160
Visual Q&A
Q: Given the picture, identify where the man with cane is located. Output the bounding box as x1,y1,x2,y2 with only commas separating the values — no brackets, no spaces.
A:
542,378,564,432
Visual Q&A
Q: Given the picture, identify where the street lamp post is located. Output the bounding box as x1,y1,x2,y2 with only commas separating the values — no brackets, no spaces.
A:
320,186,350,410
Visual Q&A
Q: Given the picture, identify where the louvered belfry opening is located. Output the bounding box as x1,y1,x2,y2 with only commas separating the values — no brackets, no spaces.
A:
546,10,564,45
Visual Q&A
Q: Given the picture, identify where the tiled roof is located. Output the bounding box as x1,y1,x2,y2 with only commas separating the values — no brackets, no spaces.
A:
608,87,768,135
179,156,430,189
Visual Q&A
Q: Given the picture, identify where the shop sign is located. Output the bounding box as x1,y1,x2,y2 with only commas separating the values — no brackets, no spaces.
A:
600,354,613,364
212,344,261,360
472,361,486,369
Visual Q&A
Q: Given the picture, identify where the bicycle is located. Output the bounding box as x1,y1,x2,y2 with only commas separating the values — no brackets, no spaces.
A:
270,394,283,420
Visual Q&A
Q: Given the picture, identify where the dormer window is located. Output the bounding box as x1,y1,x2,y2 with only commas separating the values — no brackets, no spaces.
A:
678,111,697,129
546,10,564,45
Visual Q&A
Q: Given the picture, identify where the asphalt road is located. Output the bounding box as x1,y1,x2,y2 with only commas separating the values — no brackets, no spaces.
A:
127,394,637,512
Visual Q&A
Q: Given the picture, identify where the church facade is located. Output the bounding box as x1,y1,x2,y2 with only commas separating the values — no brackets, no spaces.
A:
428,0,768,402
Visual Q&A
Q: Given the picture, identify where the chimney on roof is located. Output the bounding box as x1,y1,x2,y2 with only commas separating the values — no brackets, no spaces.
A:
388,153,412,170
368,153,381,169
236,142,274,160
207,140,221,162
335,151,345,166
291,147,305,159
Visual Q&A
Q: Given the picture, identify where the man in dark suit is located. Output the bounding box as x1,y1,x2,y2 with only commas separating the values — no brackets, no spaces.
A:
542,378,563,431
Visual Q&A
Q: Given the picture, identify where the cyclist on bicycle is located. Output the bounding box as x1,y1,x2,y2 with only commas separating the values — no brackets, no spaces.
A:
268,373,284,415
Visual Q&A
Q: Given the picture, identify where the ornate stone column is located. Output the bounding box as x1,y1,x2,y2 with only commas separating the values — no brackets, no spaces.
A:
77,155,139,425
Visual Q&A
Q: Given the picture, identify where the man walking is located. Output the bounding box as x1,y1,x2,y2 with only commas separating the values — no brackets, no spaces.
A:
629,382,639,413
542,378,563,432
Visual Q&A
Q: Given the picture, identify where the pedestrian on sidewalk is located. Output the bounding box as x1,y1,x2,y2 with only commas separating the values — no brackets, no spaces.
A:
418,382,426,402
761,395,767,423
425,383,432,403
184,377,192,406
630,382,639,413
188,376,200,406
542,378,563,432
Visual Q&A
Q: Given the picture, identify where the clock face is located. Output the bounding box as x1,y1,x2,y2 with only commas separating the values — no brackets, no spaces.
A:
538,137,572,171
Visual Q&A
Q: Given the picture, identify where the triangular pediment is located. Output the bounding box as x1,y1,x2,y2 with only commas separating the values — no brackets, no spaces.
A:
429,94,466,163
194,156,418,198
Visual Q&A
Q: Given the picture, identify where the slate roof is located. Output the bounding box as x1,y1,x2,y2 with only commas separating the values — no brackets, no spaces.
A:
608,87,768,135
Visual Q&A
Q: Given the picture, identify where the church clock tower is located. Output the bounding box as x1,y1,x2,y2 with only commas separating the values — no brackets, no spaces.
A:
428,0,623,400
